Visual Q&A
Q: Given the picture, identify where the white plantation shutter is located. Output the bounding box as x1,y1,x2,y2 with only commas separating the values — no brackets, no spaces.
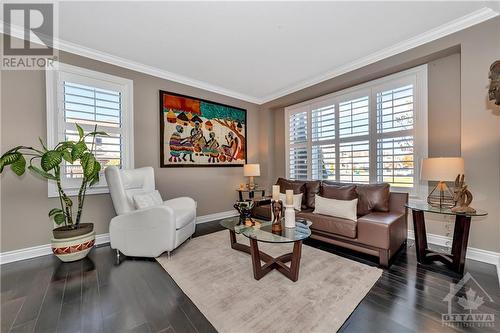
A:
375,84,415,188
311,104,336,180
338,96,369,138
287,110,308,180
46,63,134,197
339,140,370,183
63,82,123,179
285,65,427,197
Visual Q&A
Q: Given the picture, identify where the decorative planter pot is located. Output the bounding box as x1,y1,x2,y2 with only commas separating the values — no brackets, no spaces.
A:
51,223,95,262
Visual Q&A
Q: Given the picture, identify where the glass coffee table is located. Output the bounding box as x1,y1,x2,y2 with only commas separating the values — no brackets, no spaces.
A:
220,217,312,282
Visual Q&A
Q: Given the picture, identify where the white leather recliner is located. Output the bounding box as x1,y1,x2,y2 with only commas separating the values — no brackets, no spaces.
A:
104,166,196,258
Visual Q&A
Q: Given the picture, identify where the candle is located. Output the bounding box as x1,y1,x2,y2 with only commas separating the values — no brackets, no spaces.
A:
272,185,280,201
285,190,294,205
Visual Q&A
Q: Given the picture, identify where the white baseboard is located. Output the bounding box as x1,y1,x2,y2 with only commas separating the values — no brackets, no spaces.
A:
196,210,238,224
0,211,236,265
0,233,110,265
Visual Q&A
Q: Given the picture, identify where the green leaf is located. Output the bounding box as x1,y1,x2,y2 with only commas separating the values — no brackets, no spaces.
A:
82,154,96,178
71,141,87,161
1,152,21,166
76,123,84,138
38,138,48,152
10,155,26,176
85,131,108,137
53,213,66,225
88,161,101,186
41,151,62,171
48,208,63,217
56,141,74,151
89,173,100,187
28,165,57,180
62,150,73,163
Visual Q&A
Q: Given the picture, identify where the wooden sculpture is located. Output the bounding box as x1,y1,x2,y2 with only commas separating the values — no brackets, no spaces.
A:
489,60,500,105
451,174,476,213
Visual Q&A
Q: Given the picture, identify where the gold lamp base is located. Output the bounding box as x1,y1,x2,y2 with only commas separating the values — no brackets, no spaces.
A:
427,181,455,208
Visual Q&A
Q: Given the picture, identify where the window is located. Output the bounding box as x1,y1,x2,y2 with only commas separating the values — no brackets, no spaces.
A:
46,63,134,197
285,65,427,197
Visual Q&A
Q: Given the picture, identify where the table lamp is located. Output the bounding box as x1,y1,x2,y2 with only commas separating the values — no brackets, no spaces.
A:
243,164,260,190
420,157,464,208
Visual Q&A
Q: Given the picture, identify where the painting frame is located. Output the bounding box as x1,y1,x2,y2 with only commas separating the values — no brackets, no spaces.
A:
159,90,248,168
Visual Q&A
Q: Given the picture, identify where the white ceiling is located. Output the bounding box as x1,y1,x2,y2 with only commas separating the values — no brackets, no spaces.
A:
56,1,499,104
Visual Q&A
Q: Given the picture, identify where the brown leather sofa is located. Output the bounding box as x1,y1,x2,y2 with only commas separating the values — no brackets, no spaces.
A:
252,178,408,267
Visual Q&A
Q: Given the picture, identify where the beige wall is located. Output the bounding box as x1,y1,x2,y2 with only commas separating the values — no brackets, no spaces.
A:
1,49,259,252
259,18,500,252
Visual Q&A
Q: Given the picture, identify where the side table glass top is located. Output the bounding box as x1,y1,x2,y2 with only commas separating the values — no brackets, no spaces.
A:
220,217,311,243
405,202,487,217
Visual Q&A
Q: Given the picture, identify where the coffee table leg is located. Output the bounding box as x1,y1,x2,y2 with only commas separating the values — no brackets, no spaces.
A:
289,240,302,282
250,238,265,280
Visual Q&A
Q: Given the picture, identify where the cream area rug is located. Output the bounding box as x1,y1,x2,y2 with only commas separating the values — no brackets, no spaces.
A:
156,231,382,333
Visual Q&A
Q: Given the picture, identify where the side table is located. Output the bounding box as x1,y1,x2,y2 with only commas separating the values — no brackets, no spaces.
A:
405,203,487,274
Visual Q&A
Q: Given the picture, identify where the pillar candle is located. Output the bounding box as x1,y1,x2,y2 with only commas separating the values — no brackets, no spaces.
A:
285,189,294,205
272,185,280,201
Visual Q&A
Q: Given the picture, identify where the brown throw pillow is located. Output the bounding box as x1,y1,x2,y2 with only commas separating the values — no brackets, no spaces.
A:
356,183,390,216
305,181,321,209
320,183,357,200
276,178,307,209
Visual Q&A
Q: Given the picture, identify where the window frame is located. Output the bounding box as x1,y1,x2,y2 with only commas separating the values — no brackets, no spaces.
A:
46,62,134,197
285,65,428,199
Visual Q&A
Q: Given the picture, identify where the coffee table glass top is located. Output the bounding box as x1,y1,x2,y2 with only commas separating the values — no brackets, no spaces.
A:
220,217,311,243
405,202,487,217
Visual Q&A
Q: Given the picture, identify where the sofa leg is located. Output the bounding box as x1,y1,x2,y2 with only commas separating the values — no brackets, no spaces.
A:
167,251,171,259
379,249,389,268
116,249,121,265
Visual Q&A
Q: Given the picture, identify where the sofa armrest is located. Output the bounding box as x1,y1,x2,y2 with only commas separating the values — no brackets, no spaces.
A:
389,192,408,215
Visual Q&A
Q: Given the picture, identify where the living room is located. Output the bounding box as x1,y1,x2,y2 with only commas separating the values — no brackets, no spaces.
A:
1,1,499,332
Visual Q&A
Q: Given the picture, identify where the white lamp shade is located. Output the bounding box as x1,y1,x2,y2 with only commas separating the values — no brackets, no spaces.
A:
420,157,464,181
243,164,260,177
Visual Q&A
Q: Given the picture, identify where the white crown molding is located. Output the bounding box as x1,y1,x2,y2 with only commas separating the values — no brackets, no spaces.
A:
258,7,499,104
1,7,498,105
0,211,237,264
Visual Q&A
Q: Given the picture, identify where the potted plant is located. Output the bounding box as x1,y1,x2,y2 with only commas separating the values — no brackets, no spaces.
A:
0,124,107,262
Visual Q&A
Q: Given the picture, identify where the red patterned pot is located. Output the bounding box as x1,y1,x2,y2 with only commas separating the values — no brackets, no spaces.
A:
51,229,95,262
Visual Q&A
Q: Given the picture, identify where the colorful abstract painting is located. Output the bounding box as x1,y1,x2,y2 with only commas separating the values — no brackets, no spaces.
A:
159,91,247,167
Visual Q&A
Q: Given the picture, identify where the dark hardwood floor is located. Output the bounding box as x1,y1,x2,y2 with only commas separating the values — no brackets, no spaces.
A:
1,220,499,333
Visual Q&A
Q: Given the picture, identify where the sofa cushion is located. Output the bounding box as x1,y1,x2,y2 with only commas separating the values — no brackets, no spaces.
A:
305,181,321,209
313,196,358,221
276,178,307,209
320,183,357,200
356,183,390,215
297,211,357,239
356,212,405,249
